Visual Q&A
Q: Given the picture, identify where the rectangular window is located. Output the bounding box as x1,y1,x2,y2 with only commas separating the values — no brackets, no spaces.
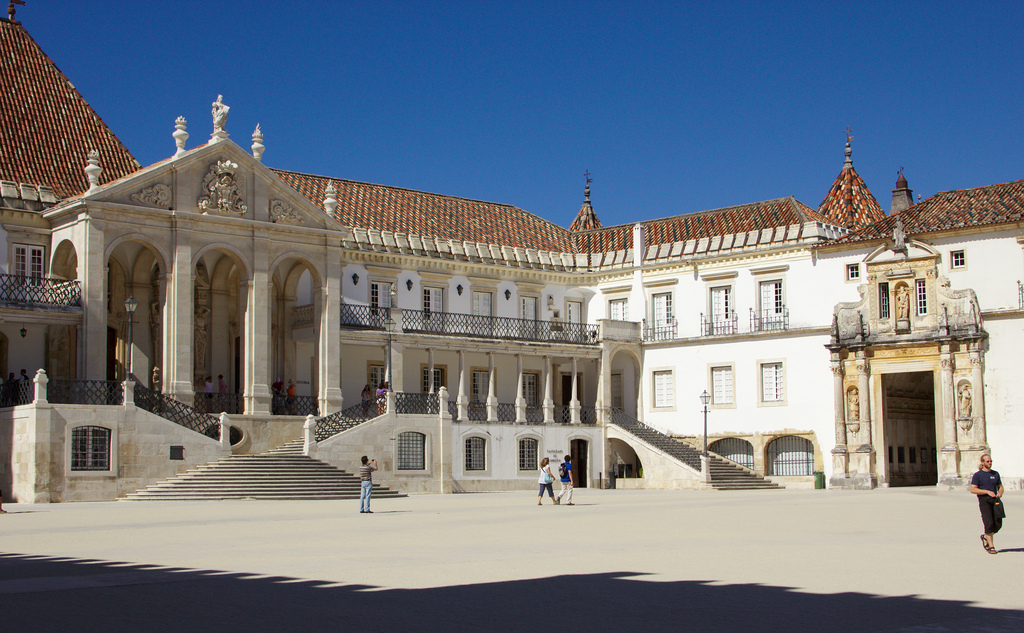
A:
916,278,927,315
370,281,393,308
421,366,446,393
465,437,486,471
653,292,673,326
520,296,537,320
396,432,425,470
761,362,784,402
471,370,489,404
522,373,539,408
653,370,674,408
567,300,583,324
709,286,733,334
712,366,733,405
878,282,890,319
951,250,966,269
14,244,45,281
611,373,623,410
759,281,783,315
422,287,443,314
518,438,538,471
472,291,492,316
609,298,628,321
71,426,111,471
368,364,385,390
846,263,860,281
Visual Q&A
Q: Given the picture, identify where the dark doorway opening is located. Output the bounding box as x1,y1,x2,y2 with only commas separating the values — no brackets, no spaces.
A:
106,327,118,381
882,371,938,487
571,439,588,488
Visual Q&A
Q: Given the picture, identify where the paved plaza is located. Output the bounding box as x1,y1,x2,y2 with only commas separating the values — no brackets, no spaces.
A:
1,488,1022,632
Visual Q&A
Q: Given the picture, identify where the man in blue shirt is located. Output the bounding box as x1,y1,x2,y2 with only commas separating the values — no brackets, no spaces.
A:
555,454,575,506
970,454,1003,554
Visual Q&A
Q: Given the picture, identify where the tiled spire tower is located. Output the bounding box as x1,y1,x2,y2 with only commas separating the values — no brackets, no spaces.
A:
569,181,602,232
817,140,885,230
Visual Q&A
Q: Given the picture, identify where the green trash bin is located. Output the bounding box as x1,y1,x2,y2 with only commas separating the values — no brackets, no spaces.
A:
813,471,825,489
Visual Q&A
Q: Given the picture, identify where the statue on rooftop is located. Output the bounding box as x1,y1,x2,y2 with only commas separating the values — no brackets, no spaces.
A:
212,95,229,133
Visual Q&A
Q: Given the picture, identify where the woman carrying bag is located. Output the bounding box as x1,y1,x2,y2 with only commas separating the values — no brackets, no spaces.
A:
537,457,557,505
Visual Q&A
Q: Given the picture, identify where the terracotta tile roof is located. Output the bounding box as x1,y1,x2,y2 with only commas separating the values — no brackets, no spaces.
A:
832,178,1024,245
816,142,885,229
569,185,603,232
572,196,830,253
0,20,140,199
273,169,577,251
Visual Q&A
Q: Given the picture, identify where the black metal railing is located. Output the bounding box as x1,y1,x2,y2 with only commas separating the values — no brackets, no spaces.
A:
395,392,440,415
271,394,319,416
495,402,516,421
48,379,123,406
448,400,459,418
465,404,487,421
751,307,789,332
525,406,544,423
135,384,219,438
0,274,82,308
0,379,33,407
315,399,385,442
340,304,389,330
700,312,738,336
643,318,677,341
554,404,572,424
191,392,243,414
401,309,600,345
609,408,701,471
579,405,597,425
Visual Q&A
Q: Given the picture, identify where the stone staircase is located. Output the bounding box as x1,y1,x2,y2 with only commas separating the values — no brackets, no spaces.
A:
122,439,405,501
609,410,781,490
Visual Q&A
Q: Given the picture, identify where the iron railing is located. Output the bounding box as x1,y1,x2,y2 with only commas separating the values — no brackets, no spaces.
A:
643,318,677,341
340,304,388,330
401,309,601,345
271,394,319,417
315,399,384,442
495,402,517,421
48,379,123,406
579,405,597,425
700,312,738,336
135,384,219,438
554,404,572,424
192,392,244,414
609,408,701,471
751,307,789,332
0,379,33,407
0,274,82,308
395,392,440,415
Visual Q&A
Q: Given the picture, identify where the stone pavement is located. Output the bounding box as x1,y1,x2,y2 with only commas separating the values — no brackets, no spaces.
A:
1,488,1022,632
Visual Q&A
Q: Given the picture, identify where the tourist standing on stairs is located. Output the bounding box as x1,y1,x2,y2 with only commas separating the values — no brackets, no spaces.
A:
555,454,575,506
537,457,556,505
970,454,1004,554
359,455,377,513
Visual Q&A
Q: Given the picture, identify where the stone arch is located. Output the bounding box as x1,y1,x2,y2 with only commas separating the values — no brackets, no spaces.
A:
105,238,166,384
50,239,78,280
765,435,814,476
268,253,326,403
709,437,754,469
608,437,642,480
607,345,641,418
104,233,170,275
192,243,252,281
193,248,248,397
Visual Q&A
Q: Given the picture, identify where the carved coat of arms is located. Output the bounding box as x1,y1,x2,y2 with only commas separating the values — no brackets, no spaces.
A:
198,160,247,215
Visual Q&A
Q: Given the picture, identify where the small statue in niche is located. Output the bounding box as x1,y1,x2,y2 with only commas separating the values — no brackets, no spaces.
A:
896,285,911,320
847,387,859,420
958,383,973,419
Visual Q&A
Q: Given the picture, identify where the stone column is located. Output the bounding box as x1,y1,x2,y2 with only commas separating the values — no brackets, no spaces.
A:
456,350,468,421
438,386,452,493
165,225,194,403
570,357,580,424
319,250,343,414
940,345,956,449
427,348,435,393
244,275,272,415
542,356,554,424
515,354,526,423
970,349,986,446
856,352,871,447
80,216,108,381
829,356,849,487
391,342,405,393
486,352,497,422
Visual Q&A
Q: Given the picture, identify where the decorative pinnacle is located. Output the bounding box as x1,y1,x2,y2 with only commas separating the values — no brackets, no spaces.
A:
584,170,592,201
173,116,189,158
9,0,25,23
324,180,338,215
251,124,265,162
84,149,102,192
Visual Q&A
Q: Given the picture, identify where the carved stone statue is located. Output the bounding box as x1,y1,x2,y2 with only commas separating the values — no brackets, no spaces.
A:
149,298,162,366
893,215,906,252
212,95,229,132
151,366,161,392
958,383,973,419
847,387,859,420
896,285,910,320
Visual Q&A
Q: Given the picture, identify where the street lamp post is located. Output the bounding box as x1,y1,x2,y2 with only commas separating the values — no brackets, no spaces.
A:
699,389,710,457
124,295,138,380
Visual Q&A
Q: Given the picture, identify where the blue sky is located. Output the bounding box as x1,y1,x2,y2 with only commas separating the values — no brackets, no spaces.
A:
26,1,1024,229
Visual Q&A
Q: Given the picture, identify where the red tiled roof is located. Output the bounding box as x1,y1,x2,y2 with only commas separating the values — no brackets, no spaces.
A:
273,170,577,251
572,196,829,253
0,20,140,199
816,143,885,229
833,179,1024,245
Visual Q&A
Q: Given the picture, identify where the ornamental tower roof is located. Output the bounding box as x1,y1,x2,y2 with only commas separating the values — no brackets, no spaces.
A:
816,139,885,230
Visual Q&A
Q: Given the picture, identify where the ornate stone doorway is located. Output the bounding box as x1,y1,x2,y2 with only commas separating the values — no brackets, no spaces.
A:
881,372,938,487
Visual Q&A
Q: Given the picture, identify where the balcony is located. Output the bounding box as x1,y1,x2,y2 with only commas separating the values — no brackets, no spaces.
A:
750,307,789,332
0,274,82,309
700,312,738,336
642,318,677,341
341,304,600,345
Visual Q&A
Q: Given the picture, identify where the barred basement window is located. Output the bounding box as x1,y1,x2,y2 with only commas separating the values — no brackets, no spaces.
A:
71,426,111,471
518,438,538,471
766,435,814,476
396,432,425,470
465,436,486,471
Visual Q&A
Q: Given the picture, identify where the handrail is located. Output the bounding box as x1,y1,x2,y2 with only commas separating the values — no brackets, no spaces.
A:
401,308,600,344
608,408,701,471
0,274,82,308
0,379,33,407
48,379,123,406
315,398,385,442
135,384,219,438
643,318,677,341
395,392,439,415
750,307,789,332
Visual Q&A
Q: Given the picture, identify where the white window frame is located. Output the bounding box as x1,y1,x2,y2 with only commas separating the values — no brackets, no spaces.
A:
652,369,675,410
609,298,629,321
846,263,861,282
758,360,786,406
521,372,540,408
710,364,735,408
421,365,446,394
66,423,117,477
422,286,443,314
652,292,673,327
915,278,928,316
950,250,966,270
13,244,45,281
520,295,538,321
471,369,490,404
566,300,583,324
472,291,492,316
370,281,393,308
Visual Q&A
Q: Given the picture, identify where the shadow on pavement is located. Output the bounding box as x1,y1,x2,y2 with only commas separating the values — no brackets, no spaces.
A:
1,552,1022,632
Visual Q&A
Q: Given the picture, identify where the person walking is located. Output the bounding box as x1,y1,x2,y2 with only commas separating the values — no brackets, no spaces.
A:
359,456,377,513
555,454,575,506
537,457,557,505
970,454,1004,554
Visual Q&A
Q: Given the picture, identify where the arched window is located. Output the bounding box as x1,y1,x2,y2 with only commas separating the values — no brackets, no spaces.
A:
518,438,538,471
465,436,486,471
766,436,814,476
71,426,111,471
709,437,754,470
396,432,425,470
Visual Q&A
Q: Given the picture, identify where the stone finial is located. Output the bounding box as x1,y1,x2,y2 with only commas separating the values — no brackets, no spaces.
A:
84,150,102,192
211,94,230,141
323,180,338,215
173,116,189,158
251,124,265,162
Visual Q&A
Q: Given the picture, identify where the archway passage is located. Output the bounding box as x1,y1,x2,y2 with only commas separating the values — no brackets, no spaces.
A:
571,439,588,488
882,371,937,487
